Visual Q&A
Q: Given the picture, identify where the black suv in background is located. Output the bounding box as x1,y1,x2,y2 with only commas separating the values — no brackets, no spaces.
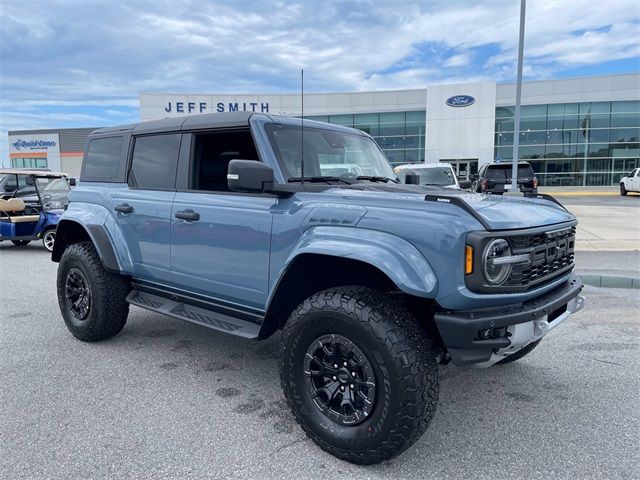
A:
471,161,538,196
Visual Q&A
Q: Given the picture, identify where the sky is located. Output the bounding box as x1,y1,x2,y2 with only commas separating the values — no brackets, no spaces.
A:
1,0,639,165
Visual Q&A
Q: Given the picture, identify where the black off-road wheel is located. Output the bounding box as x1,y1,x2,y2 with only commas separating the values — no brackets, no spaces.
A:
279,286,439,465
620,183,627,196
11,240,31,246
57,241,130,341
496,339,542,365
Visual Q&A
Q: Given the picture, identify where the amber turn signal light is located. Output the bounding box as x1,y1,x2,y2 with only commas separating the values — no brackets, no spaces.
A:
465,245,474,275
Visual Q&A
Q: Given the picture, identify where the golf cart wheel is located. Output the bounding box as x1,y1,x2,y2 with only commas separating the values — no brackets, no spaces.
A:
11,240,31,246
57,241,130,341
620,183,627,196
280,286,439,465
42,229,56,252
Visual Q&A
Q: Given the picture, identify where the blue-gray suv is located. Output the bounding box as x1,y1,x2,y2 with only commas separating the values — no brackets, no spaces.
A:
53,112,585,464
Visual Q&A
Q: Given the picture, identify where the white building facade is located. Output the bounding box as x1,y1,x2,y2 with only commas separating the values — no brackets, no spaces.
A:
140,73,639,186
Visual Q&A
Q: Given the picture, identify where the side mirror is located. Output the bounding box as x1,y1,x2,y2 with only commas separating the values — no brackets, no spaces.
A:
459,180,472,189
468,174,476,181
227,159,274,193
68,178,77,186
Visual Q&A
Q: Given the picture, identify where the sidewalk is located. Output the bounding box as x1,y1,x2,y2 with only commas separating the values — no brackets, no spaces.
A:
565,202,640,252
540,186,621,197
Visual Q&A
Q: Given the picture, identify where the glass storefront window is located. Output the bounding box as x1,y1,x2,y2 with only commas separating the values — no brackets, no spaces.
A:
327,114,354,126
609,128,640,143
610,112,640,128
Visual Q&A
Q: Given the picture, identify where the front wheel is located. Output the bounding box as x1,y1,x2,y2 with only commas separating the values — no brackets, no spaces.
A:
11,240,31,246
620,183,627,196
42,229,56,252
57,241,130,341
280,287,439,464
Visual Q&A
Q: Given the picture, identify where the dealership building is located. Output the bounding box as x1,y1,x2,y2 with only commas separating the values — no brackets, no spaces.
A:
7,72,639,185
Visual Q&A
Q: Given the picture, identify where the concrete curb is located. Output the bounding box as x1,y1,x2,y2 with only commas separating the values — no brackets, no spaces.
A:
581,275,640,289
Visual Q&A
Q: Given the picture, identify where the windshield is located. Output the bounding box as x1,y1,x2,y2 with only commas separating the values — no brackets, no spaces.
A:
265,124,397,182
486,164,534,179
398,167,456,186
35,177,70,211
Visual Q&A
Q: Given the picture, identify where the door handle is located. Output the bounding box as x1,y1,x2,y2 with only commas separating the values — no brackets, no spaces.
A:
175,209,200,221
115,203,134,214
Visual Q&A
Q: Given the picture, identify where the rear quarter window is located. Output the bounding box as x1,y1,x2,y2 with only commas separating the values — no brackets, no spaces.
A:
82,136,124,181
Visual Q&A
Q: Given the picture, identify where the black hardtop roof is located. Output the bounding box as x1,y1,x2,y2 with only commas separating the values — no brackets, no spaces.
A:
487,161,531,168
91,111,256,136
89,111,363,137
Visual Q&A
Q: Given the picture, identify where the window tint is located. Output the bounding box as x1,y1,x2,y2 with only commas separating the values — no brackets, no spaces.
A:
84,137,123,180
130,134,181,190
191,130,259,192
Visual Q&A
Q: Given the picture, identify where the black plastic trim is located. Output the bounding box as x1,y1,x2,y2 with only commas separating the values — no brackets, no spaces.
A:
434,273,583,365
85,224,120,273
130,281,264,325
424,194,492,230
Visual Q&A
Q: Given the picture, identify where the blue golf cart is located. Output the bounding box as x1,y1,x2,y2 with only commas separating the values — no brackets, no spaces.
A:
0,169,73,251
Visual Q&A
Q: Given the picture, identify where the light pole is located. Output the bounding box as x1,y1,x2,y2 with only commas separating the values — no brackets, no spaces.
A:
511,0,526,192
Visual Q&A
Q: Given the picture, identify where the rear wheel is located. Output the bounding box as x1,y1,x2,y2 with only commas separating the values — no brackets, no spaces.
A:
42,229,56,252
280,287,439,464
620,183,627,196
57,241,130,341
11,240,30,246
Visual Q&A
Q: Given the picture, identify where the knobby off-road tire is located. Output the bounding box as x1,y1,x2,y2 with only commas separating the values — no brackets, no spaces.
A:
279,286,439,465
57,241,130,341
496,339,542,365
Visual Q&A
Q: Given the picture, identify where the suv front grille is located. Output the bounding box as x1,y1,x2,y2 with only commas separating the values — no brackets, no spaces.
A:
506,226,576,289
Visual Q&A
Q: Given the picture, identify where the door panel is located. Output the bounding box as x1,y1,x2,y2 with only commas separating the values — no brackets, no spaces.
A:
171,192,275,310
112,189,176,282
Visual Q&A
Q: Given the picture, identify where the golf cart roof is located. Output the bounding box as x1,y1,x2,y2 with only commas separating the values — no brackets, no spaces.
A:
0,169,68,177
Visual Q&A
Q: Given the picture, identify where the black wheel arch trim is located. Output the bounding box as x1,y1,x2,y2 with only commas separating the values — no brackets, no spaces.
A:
52,220,121,274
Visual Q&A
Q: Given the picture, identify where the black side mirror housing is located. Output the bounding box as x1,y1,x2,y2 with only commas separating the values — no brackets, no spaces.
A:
458,180,472,189
227,159,274,193
68,178,77,187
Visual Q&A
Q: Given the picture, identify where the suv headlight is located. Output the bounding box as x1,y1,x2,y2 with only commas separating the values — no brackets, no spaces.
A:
483,238,512,285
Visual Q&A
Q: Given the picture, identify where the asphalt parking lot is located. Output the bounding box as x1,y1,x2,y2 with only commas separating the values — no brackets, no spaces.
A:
1,244,638,479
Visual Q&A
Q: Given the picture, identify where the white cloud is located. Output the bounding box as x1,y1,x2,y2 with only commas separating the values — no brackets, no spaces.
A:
0,0,638,163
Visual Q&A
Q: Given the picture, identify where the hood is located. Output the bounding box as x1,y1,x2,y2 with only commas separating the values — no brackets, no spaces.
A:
340,183,575,230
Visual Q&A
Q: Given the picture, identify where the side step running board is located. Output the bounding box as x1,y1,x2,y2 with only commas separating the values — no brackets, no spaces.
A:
127,290,261,339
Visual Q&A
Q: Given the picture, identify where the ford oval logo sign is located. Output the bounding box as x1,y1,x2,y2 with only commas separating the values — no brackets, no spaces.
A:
446,95,475,107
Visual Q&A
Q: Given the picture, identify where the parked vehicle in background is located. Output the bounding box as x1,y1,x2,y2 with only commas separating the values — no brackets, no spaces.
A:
472,161,538,195
0,170,72,251
393,163,471,189
620,168,640,195
52,112,584,464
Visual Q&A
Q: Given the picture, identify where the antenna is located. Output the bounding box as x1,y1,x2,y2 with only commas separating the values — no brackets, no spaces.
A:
300,68,305,186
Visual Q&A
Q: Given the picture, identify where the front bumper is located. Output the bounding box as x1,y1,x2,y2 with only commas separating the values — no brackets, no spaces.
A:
434,273,584,366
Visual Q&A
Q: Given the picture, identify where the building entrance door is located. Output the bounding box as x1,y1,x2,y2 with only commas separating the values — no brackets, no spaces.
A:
440,159,478,180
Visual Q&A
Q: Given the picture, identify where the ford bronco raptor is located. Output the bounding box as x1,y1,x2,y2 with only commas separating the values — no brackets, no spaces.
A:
53,112,585,464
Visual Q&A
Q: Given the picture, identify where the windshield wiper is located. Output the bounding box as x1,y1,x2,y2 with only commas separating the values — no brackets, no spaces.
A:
288,176,353,185
356,176,399,183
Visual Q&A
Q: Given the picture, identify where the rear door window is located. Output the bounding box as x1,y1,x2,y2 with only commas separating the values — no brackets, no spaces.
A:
129,134,181,190
84,137,124,180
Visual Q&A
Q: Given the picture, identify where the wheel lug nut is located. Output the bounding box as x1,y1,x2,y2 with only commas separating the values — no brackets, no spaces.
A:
343,361,348,367
332,376,337,381
350,384,354,389
340,385,345,391
333,364,338,369
351,371,356,377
